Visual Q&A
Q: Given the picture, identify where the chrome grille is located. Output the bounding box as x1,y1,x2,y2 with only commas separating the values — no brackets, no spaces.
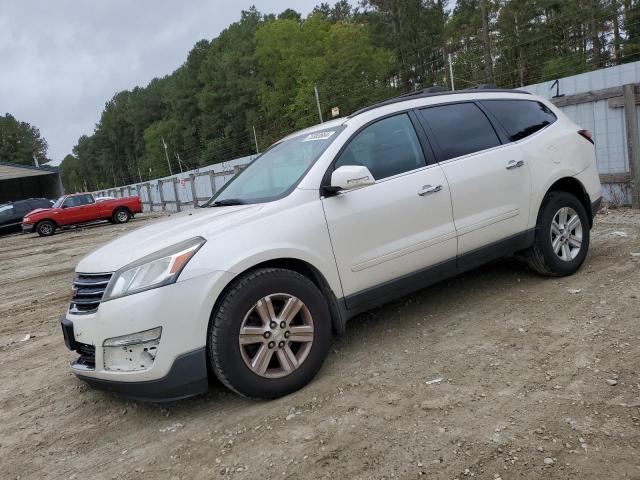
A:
70,273,112,314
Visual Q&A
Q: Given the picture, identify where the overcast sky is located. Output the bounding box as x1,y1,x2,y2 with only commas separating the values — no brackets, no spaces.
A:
0,0,329,165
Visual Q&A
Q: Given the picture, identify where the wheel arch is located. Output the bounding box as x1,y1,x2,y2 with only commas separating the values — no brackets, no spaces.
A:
112,205,132,216
210,257,347,336
35,218,59,228
541,176,593,227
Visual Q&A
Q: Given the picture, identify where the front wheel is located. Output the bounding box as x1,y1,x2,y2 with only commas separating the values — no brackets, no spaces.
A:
208,268,332,398
525,191,590,276
36,220,56,237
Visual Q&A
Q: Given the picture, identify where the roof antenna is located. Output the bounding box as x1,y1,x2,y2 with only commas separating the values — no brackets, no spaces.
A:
550,79,563,98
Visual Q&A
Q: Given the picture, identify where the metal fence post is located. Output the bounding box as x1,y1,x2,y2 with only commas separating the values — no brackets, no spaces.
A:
145,183,152,212
208,170,217,197
623,84,640,208
172,177,181,212
189,173,198,207
158,180,166,211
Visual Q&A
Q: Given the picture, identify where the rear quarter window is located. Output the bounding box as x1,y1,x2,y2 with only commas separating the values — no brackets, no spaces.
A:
481,99,557,141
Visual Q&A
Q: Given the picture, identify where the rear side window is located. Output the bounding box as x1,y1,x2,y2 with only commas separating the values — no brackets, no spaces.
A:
335,113,426,180
481,100,557,141
418,103,500,161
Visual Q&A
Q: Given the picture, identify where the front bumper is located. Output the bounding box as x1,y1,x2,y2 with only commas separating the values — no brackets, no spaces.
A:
21,223,34,233
60,270,235,401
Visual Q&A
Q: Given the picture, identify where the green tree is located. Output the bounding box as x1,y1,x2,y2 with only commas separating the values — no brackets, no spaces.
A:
0,113,49,166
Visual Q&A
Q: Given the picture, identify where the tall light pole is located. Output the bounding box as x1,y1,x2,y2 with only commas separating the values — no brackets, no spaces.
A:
161,136,173,175
314,85,324,123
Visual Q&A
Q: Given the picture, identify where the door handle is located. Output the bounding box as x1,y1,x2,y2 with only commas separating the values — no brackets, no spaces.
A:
506,160,525,170
418,184,442,196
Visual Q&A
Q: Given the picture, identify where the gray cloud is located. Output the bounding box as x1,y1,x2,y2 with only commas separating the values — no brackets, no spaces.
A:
0,0,326,165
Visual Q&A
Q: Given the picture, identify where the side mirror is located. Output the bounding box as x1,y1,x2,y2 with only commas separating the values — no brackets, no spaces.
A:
330,165,375,191
61,204,67,209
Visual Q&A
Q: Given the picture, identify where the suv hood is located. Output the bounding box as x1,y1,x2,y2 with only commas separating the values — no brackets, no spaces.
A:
76,205,262,272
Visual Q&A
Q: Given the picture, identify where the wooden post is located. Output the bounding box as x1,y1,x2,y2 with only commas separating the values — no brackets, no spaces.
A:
189,173,198,207
158,180,166,211
145,183,152,212
623,84,640,208
172,177,181,212
208,170,217,197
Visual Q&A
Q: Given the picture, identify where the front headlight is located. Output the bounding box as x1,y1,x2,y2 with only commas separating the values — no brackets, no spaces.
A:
103,237,205,301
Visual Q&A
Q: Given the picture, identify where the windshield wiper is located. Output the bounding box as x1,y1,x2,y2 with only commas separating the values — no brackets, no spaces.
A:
207,198,246,207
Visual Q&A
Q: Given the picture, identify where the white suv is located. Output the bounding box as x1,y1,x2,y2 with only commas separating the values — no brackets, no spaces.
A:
61,89,602,401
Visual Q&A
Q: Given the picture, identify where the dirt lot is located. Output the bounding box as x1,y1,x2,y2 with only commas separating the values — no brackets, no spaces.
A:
1,209,639,480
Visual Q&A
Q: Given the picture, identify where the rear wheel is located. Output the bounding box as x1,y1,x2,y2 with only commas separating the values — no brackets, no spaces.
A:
36,220,56,237
112,208,130,224
208,268,331,398
525,191,590,276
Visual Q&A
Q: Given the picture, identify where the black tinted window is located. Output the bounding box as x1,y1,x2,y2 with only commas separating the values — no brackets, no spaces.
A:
335,113,426,180
481,100,557,141
419,103,500,161
64,194,94,207
14,201,32,215
32,199,52,208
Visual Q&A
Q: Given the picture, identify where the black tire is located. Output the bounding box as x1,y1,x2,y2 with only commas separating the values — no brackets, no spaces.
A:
525,191,590,276
209,268,332,399
36,220,56,237
112,208,130,224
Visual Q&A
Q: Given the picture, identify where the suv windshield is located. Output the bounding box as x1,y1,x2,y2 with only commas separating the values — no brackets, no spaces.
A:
204,126,344,206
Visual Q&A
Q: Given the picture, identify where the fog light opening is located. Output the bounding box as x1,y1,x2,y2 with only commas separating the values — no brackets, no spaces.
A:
103,327,161,372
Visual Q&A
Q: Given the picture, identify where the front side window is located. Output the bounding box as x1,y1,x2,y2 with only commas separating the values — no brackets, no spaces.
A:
418,102,500,161
204,127,344,206
334,113,426,180
481,100,557,141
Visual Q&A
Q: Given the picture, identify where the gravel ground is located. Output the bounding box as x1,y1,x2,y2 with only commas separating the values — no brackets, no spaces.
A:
0,209,639,480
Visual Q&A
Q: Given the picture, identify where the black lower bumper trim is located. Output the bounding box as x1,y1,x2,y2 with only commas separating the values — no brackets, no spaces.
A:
75,347,209,402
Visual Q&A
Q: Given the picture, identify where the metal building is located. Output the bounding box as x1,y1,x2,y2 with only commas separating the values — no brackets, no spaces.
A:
0,161,64,203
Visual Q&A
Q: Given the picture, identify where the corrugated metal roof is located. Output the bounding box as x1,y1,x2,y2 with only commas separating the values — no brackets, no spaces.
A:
0,161,58,181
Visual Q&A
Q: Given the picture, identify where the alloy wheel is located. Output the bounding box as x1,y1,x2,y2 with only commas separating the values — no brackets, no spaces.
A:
550,206,582,262
238,293,314,379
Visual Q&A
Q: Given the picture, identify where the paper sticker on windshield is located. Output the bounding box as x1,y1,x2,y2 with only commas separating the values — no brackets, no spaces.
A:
302,131,335,142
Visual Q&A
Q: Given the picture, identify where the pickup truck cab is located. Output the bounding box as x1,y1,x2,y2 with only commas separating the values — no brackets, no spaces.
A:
23,192,142,236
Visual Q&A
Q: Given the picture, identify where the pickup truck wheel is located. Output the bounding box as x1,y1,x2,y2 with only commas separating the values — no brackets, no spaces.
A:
112,208,130,224
36,220,56,237
525,191,590,276
209,268,331,398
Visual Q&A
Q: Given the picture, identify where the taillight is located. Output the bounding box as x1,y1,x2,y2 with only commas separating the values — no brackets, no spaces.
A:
578,129,594,144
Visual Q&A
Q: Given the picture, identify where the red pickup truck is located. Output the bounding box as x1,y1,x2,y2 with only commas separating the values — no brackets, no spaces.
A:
22,193,143,237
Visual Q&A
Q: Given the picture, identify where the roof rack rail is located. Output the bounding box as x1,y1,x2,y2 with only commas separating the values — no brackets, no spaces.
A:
465,83,498,89
397,86,449,98
349,87,530,118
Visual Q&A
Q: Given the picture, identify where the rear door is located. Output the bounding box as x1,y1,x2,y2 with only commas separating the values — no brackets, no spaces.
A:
417,102,532,258
321,112,456,309
14,201,33,224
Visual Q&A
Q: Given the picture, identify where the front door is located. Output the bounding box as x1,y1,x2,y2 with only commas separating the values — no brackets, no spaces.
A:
321,113,457,309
